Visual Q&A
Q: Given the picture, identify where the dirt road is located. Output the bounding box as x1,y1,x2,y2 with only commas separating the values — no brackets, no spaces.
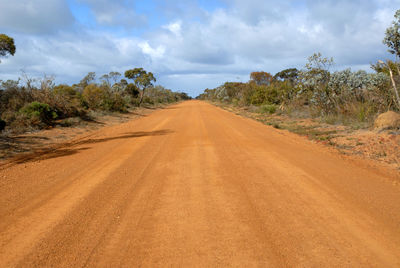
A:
1,101,400,267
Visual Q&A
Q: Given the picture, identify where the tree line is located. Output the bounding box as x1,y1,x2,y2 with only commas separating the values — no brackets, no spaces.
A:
197,9,400,125
0,69,190,133
0,33,191,133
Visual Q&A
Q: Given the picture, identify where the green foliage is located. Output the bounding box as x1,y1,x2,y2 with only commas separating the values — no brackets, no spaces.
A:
0,70,188,133
383,9,400,58
274,68,299,83
19,102,57,126
305,52,334,72
371,60,400,76
250,72,273,86
82,84,108,110
102,92,127,112
0,34,16,61
125,68,156,105
76,72,96,91
51,84,83,117
144,85,191,104
112,79,128,92
125,83,140,98
100,72,121,87
259,104,277,114
197,51,395,127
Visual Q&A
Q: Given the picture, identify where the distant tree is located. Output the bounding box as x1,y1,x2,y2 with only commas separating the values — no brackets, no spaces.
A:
302,52,334,87
100,71,121,87
383,9,400,60
81,72,96,87
120,79,128,87
305,52,334,73
178,92,191,100
100,74,111,87
299,53,335,113
0,34,16,62
250,72,273,86
76,72,96,92
124,68,156,106
109,72,121,84
223,82,243,100
274,68,299,83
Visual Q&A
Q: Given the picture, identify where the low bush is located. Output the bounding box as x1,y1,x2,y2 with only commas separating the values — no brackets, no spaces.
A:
0,70,190,133
197,53,398,128
259,104,277,114
102,92,128,112
82,84,107,110
19,101,57,126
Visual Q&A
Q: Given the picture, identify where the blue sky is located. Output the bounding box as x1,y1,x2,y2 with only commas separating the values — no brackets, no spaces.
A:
0,0,399,96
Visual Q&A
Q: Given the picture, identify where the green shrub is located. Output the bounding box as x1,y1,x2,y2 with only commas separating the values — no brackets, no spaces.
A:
82,84,107,109
103,93,127,112
46,84,83,118
125,83,139,98
142,96,154,105
19,101,57,126
259,104,277,114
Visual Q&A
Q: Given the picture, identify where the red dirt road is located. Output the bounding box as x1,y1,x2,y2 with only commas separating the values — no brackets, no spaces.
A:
1,100,400,267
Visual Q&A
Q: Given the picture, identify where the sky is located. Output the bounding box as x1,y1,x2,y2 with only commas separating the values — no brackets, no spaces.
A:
0,0,399,97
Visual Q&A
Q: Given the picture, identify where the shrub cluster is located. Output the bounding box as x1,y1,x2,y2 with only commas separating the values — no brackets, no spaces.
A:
197,53,396,125
0,70,190,133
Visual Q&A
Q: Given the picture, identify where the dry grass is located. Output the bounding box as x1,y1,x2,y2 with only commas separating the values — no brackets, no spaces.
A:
214,101,400,170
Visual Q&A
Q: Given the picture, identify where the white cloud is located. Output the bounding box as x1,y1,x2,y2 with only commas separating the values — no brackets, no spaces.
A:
163,21,182,36
138,42,166,59
1,0,400,96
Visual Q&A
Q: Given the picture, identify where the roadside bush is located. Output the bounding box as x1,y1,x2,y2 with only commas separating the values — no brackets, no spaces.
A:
0,83,33,115
35,84,84,118
197,53,396,128
19,101,57,126
142,96,154,105
259,104,277,114
82,84,107,110
82,84,128,112
125,83,139,98
0,70,187,134
102,92,128,112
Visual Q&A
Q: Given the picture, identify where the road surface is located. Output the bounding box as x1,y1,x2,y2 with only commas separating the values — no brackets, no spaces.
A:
1,101,400,267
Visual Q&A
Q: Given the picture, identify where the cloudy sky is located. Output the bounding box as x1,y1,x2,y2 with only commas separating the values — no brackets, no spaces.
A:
0,0,399,96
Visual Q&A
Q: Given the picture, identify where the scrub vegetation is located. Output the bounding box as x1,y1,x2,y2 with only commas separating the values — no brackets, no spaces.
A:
0,70,190,133
0,33,190,133
197,9,400,128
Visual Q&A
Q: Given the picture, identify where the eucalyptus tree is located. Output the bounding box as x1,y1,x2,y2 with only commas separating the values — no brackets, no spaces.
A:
0,34,16,62
382,9,400,109
124,68,156,106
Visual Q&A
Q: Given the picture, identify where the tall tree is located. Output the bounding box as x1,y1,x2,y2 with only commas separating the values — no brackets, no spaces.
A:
109,72,121,84
382,9,400,109
0,34,16,62
124,68,156,105
100,72,121,87
383,9,400,60
274,68,299,83
78,72,96,90
250,72,273,86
